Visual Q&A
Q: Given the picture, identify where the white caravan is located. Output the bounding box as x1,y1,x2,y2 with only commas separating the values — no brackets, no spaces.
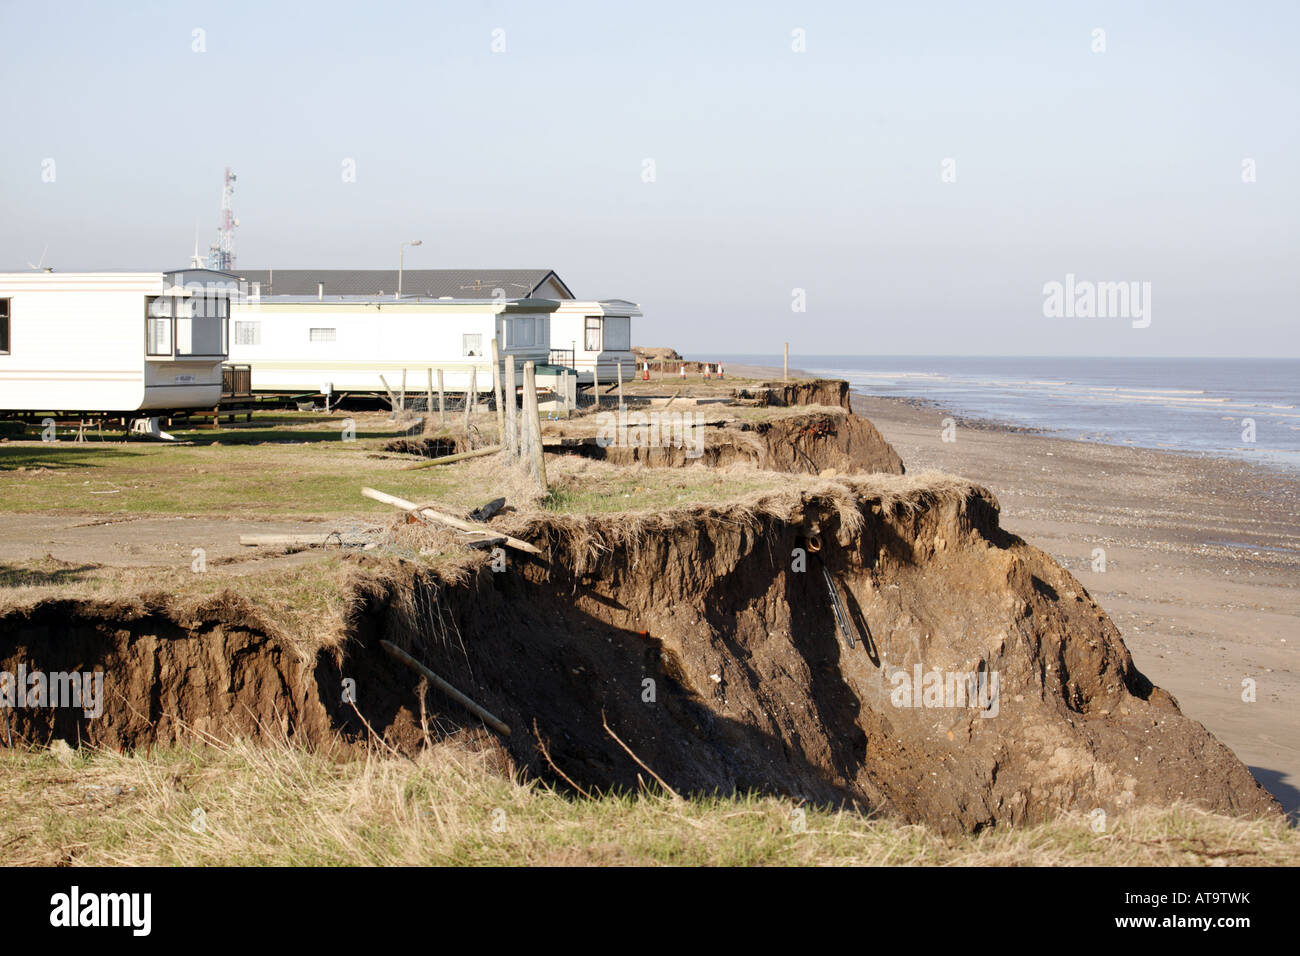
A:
227,295,556,397
547,300,641,384
0,270,235,413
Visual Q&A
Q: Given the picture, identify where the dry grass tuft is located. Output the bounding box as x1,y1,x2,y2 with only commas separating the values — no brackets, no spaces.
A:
1,737,1293,866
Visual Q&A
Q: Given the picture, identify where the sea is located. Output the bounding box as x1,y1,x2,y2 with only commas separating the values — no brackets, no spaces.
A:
699,356,1300,472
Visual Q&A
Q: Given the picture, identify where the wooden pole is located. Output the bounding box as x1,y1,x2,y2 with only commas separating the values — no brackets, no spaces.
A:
523,361,547,491
379,374,398,413
561,369,569,415
784,342,789,383
426,368,434,420
437,369,445,425
504,357,518,457
490,337,505,444
518,378,532,463
403,444,502,470
380,640,511,736
464,367,476,436
616,361,624,409
361,487,542,555
592,361,600,408
400,368,407,412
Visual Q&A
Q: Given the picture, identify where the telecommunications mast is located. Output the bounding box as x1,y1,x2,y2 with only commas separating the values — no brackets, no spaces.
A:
207,167,238,271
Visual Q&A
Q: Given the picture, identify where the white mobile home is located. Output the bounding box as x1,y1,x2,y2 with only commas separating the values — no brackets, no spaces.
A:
229,268,640,395
0,270,235,413
227,294,556,395
547,299,641,384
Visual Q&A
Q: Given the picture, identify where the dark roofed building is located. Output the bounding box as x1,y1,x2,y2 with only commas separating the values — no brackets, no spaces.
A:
236,269,573,300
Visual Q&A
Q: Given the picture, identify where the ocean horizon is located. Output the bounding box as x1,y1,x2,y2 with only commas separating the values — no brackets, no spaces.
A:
695,355,1300,471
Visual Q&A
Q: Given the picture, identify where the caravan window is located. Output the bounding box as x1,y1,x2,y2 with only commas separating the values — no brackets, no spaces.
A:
584,316,601,352
175,296,226,356
509,317,535,348
463,333,483,357
603,316,631,351
309,328,337,343
234,321,261,345
0,298,9,354
146,296,173,356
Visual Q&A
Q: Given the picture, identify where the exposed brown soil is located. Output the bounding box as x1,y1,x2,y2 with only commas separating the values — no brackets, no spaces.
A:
551,405,905,477
0,595,332,748
565,411,904,476
632,347,683,363
0,477,1278,831
734,379,853,411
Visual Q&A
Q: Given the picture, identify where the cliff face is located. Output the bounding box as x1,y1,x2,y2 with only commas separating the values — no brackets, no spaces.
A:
569,408,905,476
734,379,853,411
3,477,1276,831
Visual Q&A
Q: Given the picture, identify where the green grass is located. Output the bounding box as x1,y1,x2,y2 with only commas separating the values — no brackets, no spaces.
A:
0,404,803,519
0,435,458,518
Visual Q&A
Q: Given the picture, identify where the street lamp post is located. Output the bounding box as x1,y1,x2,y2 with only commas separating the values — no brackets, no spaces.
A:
397,239,423,299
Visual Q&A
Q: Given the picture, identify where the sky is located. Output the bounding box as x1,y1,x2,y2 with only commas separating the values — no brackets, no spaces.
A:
1,0,1296,357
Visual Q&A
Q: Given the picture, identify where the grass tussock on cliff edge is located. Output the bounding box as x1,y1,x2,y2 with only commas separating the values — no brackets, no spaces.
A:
2,739,1294,867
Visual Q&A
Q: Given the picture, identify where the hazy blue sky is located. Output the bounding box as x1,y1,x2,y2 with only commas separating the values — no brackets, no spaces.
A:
2,1,1296,356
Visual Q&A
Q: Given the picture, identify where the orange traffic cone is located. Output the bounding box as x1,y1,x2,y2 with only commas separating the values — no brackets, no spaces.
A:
642,362,650,381
679,365,686,379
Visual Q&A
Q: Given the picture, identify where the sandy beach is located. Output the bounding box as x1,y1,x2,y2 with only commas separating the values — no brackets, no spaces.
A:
842,390,1300,818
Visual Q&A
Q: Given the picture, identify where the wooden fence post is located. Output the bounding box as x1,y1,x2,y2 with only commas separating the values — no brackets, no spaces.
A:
437,369,445,426
426,368,434,421
616,361,624,409
523,360,547,491
504,357,518,457
592,361,600,408
491,337,505,445
465,367,476,436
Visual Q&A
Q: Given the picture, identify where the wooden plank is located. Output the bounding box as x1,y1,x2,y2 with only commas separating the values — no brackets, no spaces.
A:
240,533,372,547
403,444,501,470
437,369,445,425
380,640,511,736
361,487,543,555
